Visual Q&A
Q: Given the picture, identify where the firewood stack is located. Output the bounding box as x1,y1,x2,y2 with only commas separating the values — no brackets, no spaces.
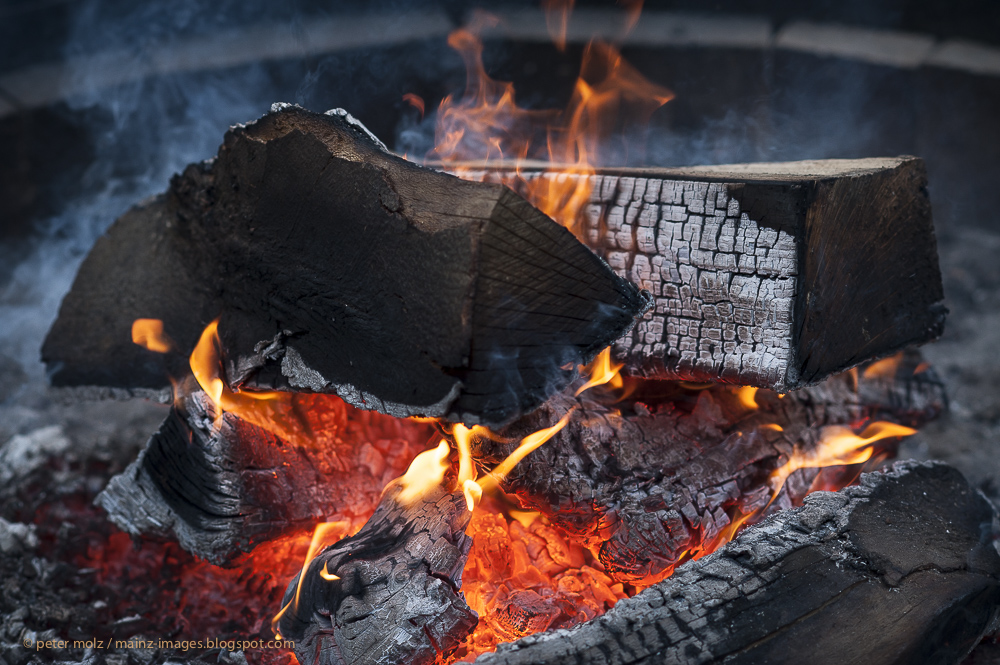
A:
42,105,998,665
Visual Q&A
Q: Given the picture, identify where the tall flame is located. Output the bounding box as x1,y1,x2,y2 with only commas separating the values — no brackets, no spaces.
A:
428,18,672,235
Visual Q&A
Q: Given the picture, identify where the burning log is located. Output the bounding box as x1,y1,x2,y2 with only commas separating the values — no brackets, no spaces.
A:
471,353,945,586
474,461,1000,665
97,384,435,564
464,157,946,392
41,105,649,427
275,469,477,665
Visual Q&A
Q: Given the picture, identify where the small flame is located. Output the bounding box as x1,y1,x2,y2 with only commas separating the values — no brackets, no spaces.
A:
862,352,904,380
542,0,575,51
770,421,917,497
736,386,759,410
271,521,349,639
188,319,307,438
131,318,173,353
480,410,574,492
575,347,624,396
397,440,452,505
403,92,425,118
463,479,484,511
319,562,340,581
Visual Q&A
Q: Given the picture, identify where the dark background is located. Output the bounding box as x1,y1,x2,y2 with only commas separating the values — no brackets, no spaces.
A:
0,0,998,498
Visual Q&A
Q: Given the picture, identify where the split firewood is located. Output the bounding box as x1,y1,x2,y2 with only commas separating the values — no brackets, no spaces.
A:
474,460,1000,665
461,157,946,392
42,105,649,427
470,353,945,585
275,476,477,665
97,384,436,565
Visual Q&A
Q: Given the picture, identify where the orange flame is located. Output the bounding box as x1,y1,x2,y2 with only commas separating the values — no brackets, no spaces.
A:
479,410,574,493
403,92,425,118
131,318,173,353
862,352,904,380
736,386,759,410
271,520,350,639
575,347,624,396
770,421,917,498
427,22,672,236
188,319,312,441
542,0,575,51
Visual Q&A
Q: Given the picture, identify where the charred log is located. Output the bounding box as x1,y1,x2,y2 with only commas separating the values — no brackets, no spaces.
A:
96,385,435,564
276,483,476,665
464,158,946,391
42,105,649,427
474,461,1000,665
472,353,945,585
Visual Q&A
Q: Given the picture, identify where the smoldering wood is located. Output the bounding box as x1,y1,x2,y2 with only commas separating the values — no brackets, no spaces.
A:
96,385,434,565
462,158,946,392
471,352,945,585
276,484,476,665
475,461,1000,665
42,105,649,428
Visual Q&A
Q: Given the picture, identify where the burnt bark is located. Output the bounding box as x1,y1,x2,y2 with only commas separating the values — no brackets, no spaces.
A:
96,385,435,564
471,353,946,585
463,158,946,391
276,483,476,665
475,460,1000,665
42,105,649,427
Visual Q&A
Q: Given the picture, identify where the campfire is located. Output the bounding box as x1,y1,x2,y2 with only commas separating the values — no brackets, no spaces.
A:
6,7,999,665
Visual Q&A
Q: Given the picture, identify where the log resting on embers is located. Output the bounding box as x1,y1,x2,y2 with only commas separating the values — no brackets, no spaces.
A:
41,104,649,427
471,352,946,585
96,386,434,564
465,156,946,391
276,483,476,665
474,461,1000,665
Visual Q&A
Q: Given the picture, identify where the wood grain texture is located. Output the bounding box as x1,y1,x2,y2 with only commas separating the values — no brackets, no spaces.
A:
474,460,1000,665
42,105,649,427
459,158,946,391
276,484,476,665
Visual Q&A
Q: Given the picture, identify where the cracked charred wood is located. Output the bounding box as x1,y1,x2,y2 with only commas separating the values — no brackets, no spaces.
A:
277,483,476,665
474,461,1000,665
464,158,946,392
96,385,435,564
470,354,945,586
41,104,649,427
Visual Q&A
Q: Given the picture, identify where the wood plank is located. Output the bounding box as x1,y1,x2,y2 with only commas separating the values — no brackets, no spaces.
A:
458,158,946,391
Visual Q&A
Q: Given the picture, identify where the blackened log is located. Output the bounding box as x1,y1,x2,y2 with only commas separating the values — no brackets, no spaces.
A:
42,104,649,427
471,354,944,585
475,461,1000,665
461,158,946,391
96,385,434,564
277,483,476,665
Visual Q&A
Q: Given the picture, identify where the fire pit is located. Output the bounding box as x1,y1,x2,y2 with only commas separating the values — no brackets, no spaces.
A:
2,3,1000,665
